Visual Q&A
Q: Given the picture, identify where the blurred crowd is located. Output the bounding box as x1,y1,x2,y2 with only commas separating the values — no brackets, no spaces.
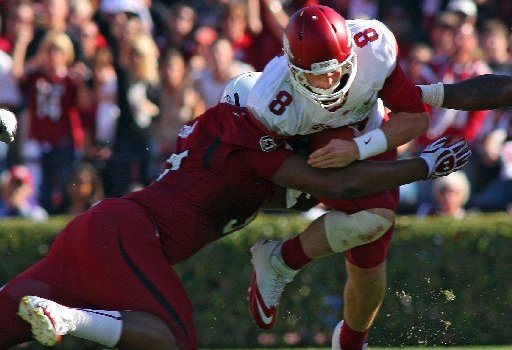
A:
0,0,510,222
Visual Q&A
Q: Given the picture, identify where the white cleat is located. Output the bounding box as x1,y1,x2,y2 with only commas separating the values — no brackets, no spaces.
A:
248,239,298,329
18,295,77,346
332,320,343,350
331,320,368,350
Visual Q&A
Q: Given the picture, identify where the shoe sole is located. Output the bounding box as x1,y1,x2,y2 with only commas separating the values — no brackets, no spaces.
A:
18,296,60,346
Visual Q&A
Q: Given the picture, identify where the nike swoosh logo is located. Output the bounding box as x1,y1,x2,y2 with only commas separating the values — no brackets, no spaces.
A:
256,297,274,325
364,137,372,145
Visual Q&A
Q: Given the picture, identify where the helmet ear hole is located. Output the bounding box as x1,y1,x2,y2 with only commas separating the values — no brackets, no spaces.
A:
220,72,263,107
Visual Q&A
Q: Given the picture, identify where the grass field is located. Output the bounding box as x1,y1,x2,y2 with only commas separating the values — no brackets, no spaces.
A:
216,347,512,350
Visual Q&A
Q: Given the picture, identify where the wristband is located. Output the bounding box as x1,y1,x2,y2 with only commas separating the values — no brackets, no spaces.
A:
418,82,444,107
353,128,388,160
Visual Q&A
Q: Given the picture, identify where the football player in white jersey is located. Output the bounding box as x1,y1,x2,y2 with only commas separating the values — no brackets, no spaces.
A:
246,5,432,350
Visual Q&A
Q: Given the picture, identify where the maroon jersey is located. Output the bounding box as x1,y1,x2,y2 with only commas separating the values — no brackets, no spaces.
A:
0,103,294,350
125,103,293,264
22,71,84,148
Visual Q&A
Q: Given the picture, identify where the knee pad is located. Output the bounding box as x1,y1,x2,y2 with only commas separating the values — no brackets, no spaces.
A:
324,210,393,252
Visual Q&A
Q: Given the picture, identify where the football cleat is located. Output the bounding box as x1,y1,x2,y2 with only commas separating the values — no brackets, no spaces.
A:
18,295,77,346
248,239,298,329
331,320,368,350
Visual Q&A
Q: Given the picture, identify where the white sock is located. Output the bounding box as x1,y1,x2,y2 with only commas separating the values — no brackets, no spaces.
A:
69,308,123,347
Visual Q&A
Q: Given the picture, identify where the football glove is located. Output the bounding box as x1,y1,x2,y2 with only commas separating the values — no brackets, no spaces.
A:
419,137,471,179
0,109,17,144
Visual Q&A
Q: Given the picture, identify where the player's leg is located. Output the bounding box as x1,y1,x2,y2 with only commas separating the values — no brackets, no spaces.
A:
248,206,394,329
59,198,197,349
8,198,196,349
331,225,394,350
17,294,177,350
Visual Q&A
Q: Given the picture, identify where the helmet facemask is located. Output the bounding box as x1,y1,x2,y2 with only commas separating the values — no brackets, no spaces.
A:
287,51,357,110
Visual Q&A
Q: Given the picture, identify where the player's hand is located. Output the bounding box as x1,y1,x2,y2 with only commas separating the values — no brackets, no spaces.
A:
419,137,471,179
307,139,359,168
0,109,17,144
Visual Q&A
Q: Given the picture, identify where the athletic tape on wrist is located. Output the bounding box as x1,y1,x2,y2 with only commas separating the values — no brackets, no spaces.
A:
353,128,388,160
418,82,444,107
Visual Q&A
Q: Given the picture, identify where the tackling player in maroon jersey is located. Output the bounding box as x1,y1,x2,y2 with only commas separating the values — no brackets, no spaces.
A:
0,81,470,349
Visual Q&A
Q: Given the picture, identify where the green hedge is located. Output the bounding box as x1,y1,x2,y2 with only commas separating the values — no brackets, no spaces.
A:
2,213,512,349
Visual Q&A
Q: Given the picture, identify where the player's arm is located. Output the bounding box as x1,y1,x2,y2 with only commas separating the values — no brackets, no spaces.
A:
374,63,429,151
309,64,429,168
274,137,471,199
419,74,512,111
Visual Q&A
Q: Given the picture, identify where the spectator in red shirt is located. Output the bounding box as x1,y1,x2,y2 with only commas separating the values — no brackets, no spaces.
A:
12,31,92,213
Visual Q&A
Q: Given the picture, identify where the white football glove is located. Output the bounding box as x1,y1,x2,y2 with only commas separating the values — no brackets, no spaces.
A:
419,137,472,179
0,109,17,144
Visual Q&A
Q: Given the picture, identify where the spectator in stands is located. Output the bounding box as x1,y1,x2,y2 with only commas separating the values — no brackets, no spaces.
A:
427,23,490,144
244,0,289,71
76,20,107,70
402,43,436,86
192,37,254,108
157,3,197,60
470,110,512,212
56,161,104,216
98,0,154,35
154,48,204,159
108,34,159,197
187,25,218,74
417,171,471,219
96,6,147,75
463,19,512,195
67,0,95,48
82,47,119,188
429,11,462,67
480,19,512,76
447,0,478,26
382,5,415,59
219,2,259,69
417,22,490,207
114,14,147,71
26,0,77,65
12,31,92,213
0,164,48,221
0,1,35,56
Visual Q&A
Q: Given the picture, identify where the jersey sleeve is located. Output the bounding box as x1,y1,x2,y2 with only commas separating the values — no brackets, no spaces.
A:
243,147,294,180
379,62,426,113
350,19,398,88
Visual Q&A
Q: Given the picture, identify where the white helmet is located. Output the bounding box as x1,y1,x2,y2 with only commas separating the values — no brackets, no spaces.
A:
220,71,262,107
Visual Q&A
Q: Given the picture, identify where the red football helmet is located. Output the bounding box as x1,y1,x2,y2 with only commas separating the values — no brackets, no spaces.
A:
283,5,357,109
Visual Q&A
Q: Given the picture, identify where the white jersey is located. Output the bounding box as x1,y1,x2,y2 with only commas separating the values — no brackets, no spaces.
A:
247,19,397,137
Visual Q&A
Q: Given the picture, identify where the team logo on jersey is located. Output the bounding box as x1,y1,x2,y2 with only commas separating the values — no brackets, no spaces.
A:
260,135,278,152
178,121,197,138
